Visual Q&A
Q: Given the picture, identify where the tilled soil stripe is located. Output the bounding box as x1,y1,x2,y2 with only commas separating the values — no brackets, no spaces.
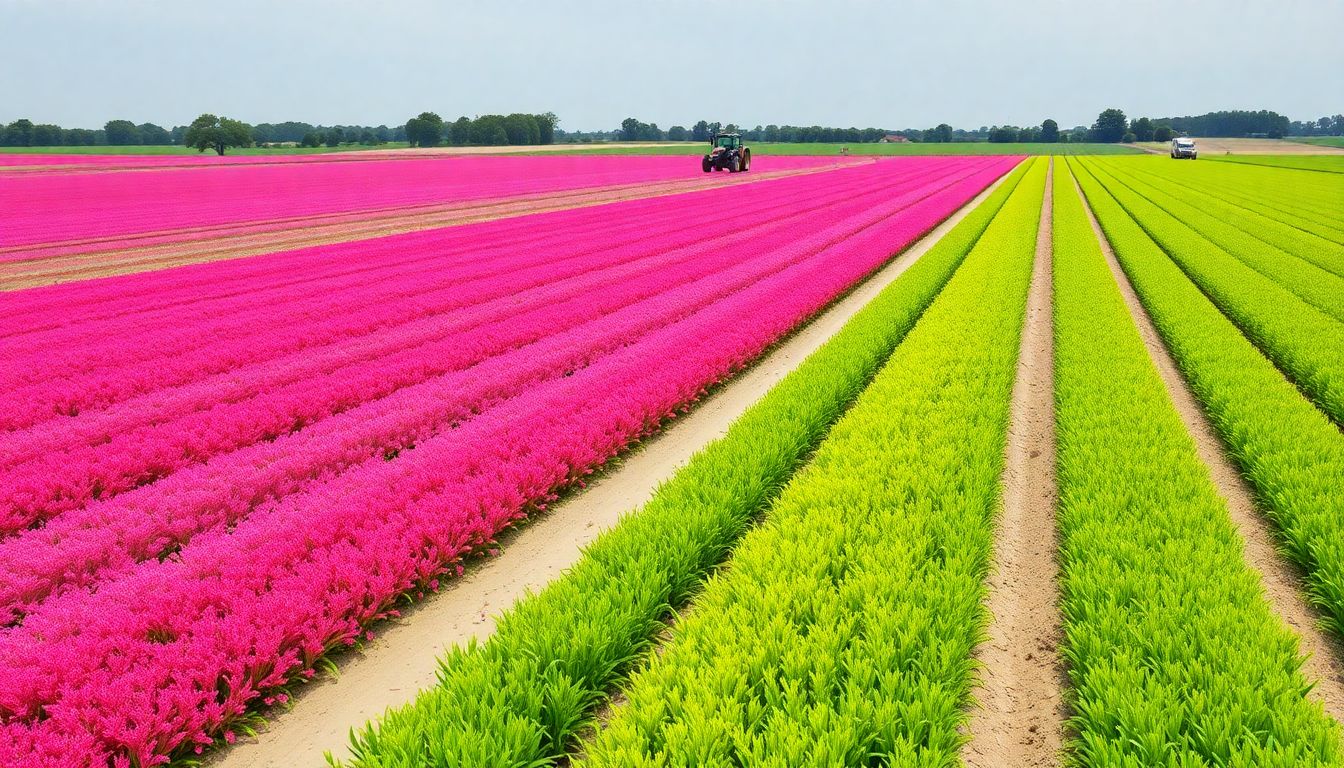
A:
963,160,1065,766
205,169,1013,768
1073,170,1344,723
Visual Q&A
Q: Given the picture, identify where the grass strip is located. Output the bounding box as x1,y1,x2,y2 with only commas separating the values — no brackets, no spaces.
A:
336,161,1033,767
1090,160,1344,320
1070,156,1344,648
1054,161,1342,765
574,159,1046,766
1076,158,1344,427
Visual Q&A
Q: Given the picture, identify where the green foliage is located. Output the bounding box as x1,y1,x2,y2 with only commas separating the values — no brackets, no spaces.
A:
1053,160,1342,764
1129,116,1155,142
577,159,1047,766
1041,118,1059,143
335,161,1035,768
1092,108,1128,143
1088,158,1344,321
103,119,141,145
1070,156,1344,672
1075,158,1344,426
405,111,444,148
1153,124,1174,142
182,113,253,155
529,142,1142,157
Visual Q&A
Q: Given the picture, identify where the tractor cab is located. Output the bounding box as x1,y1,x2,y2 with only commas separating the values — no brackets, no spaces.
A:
712,133,742,150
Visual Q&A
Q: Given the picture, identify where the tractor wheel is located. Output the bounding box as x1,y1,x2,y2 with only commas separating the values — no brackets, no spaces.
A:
741,150,751,171
730,155,741,173
702,156,712,173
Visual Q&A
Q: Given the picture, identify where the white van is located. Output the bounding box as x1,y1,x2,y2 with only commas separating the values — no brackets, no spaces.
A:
1171,137,1198,159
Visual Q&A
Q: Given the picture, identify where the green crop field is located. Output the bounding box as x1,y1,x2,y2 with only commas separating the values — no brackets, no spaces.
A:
1296,137,1344,149
1213,153,1344,173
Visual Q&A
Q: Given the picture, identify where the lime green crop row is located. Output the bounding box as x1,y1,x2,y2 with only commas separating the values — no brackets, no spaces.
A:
1085,159,1344,322
1074,158,1344,427
1110,159,1344,279
1070,158,1344,653
1121,157,1344,240
1213,154,1344,175
1053,161,1341,765
574,159,1047,766
334,162,1034,767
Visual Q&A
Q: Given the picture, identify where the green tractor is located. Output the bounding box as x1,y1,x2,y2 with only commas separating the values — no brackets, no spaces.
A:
702,132,751,173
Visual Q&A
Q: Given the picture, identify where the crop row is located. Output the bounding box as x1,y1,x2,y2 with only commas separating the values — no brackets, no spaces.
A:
1073,159,1344,426
1107,159,1344,279
338,159,1033,768
0,159,957,429
567,158,1046,765
1052,162,1340,764
0,160,991,535
1,154,846,251
0,157,1020,767
1071,157,1344,677
1085,160,1344,321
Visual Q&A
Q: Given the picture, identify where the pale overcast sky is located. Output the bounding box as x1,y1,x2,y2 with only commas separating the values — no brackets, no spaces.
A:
2,0,1340,131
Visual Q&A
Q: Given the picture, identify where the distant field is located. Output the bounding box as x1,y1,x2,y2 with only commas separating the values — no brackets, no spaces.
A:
1211,154,1344,173
1297,137,1344,149
538,141,1143,156
0,143,409,156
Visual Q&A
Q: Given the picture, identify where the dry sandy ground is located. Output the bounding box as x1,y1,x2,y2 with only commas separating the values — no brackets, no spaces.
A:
0,162,855,291
1135,137,1344,155
1076,173,1344,723
205,170,1014,768
963,161,1065,767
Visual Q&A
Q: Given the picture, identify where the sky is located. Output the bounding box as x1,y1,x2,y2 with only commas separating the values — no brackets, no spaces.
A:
2,0,1341,132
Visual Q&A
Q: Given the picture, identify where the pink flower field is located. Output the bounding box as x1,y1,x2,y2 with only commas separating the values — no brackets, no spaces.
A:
0,154,1020,766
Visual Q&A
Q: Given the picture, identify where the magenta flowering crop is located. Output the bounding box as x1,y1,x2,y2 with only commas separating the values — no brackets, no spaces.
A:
0,155,1020,767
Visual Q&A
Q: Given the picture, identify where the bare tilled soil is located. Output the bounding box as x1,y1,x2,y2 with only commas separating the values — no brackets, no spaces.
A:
1074,173,1344,723
1136,137,1344,155
205,172,1013,768
963,162,1065,767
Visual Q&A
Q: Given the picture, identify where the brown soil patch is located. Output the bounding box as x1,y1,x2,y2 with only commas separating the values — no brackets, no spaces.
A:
204,170,1014,768
1073,172,1344,723
1135,138,1344,155
2,163,855,291
963,160,1066,767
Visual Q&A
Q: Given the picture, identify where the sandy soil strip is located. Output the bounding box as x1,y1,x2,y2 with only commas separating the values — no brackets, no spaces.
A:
205,169,1014,768
963,160,1066,768
1,163,853,291
1073,171,1344,723
1134,138,1344,156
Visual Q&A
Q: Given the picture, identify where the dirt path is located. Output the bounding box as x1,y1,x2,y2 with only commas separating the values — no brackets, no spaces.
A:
205,170,1014,768
1,163,855,291
963,160,1066,768
1134,138,1344,155
1073,171,1344,723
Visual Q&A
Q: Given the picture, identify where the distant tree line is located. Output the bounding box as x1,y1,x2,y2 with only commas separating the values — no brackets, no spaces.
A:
403,112,558,148
0,116,400,149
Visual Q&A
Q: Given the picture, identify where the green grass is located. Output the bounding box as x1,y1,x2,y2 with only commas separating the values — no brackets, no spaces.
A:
534,141,1142,157
1054,159,1342,765
1075,158,1344,427
0,143,408,156
575,159,1046,766
336,161,1033,767
1296,137,1344,149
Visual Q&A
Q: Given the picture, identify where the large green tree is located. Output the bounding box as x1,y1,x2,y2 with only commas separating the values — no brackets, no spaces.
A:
1091,108,1129,142
405,112,444,147
1130,116,1155,142
104,119,141,145
1041,118,1059,143
183,114,253,155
